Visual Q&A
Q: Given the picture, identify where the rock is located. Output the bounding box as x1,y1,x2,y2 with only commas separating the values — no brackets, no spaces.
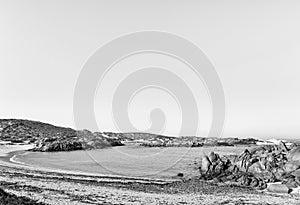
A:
225,174,236,181
279,141,289,152
295,176,300,186
235,149,258,172
250,177,259,187
198,143,300,191
33,140,83,152
208,152,219,162
250,146,265,155
288,147,300,161
274,168,285,179
243,175,251,186
264,172,277,183
267,183,291,194
285,179,298,188
224,159,232,171
216,174,228,182
214,160,226,174
291,169,300,178
201,155,212,173
248,162,264,173
284,161,300,172
177,173,184,177
255,179,266,189
289,143,298,151
236,174,253,186
265,155,277,171
290,186,300,195
227,164,239,174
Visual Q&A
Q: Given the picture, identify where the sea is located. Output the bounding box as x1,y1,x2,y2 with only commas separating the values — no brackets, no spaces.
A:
11,146,249,180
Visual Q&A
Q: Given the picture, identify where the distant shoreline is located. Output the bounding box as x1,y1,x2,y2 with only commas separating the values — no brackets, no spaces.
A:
1,144,300,204
0,145,176,184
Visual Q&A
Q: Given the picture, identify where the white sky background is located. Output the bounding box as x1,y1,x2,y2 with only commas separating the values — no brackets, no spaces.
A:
0,0,300,138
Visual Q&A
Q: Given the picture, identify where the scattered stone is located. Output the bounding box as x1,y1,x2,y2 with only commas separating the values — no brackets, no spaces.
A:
267,183,291,194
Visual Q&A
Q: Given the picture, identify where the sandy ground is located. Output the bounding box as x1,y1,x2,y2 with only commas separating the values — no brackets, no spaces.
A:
1,145,300,205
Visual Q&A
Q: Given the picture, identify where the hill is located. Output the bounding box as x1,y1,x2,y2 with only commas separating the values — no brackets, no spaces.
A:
0,119,122,151
0,119,260,152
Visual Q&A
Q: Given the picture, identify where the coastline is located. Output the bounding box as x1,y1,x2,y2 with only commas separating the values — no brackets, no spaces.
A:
1,145,300,204
0,146,176,185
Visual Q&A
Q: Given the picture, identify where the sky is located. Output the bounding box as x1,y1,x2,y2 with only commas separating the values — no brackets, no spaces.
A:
0,0,300,138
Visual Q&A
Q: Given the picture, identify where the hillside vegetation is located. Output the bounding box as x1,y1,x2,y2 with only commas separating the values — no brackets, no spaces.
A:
0,119,259,152
0,119,122,151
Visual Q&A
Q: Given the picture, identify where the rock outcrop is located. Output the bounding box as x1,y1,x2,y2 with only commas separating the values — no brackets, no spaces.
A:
34,139,83,152
31,130,124,152
199,141,300,192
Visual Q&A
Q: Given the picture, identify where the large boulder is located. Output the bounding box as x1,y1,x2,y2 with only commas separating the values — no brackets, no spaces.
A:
267,183,291,194
201,155,212,173
248,161,265,173
208,152,219,163
214,160,226,175
279,141,289,152
291,169,300,178
235,149,259,172
250,146,265,155
226,164,239,174
284,161,300,172
288,147,300,161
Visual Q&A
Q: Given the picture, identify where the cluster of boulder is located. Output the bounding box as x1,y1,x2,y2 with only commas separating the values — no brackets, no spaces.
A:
200,141,300,193
32,130,124,152
33,138,83,152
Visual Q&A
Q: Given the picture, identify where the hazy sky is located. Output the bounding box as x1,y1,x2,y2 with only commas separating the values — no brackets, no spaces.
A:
1,1,300,138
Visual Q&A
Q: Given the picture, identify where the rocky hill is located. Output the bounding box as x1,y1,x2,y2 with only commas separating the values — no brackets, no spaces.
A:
0,119,75,143
0,119,123,152
0,119,260,152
